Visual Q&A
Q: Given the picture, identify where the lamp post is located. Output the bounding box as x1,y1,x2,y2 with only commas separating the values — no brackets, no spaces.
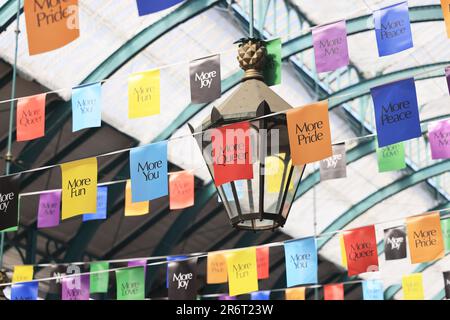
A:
190,39,305,231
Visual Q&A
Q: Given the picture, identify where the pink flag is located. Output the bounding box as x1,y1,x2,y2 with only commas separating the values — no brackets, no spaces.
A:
312,20,349,73
61,274,90,300
429,120,450,159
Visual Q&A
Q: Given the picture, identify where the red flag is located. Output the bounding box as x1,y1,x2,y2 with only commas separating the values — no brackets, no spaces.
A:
343,225,379,276
256,246,269,280
169,170,194,210
16,94,46,142
211,121,253,186
324,283,344,300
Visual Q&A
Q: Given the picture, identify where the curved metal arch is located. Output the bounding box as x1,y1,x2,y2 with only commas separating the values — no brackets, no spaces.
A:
0,0,22,32
317,160,450,250
282,5,444,58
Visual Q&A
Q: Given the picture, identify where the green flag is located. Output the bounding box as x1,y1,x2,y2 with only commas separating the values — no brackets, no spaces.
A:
90,262,109,293
441,218,450,252
263,38,281,86
376,142,406,172
116,267,145,300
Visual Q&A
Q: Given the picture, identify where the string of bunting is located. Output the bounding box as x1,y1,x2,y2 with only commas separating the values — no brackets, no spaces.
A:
4,207,450,300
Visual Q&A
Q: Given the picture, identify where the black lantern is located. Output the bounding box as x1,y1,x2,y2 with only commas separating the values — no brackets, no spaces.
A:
189,39,305,231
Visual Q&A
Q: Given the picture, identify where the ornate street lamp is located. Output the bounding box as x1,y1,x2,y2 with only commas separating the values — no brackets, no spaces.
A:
190,39,305,231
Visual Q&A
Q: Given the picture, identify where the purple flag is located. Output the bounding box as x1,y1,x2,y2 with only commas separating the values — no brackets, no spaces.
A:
61,274,90,300
37,191,61,229
429,120,450,159
446,66,450,95
312,20,349,73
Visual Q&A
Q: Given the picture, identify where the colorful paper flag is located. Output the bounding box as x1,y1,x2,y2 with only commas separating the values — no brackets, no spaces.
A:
441,218,450,251
90,262,109,294
429,120,450,159
135,0,184,16
285,287,305,300
263,38,282,86
168,258,198,300
371,78,421,148
116,267,145,300
256,246,269,280
251,291,270,300
377,142,406,172
128,69,160,119
339,234,347,268
11,282,38,300
130,141,168,202
61,157,98,220
83,186,108,222
446,66,450,94
189,54,221,104
61,274,90,300
441,0,450,38
373,2,413,57
16,94,46,142
343,225,379,276
384,226,407,261
266,153,294,193
402,273,424,300
211,122,253,186
12,265,34,283
124,180,149,216
0,175,20,232
319,143,347,181
287,101,332,166
37,191,61,229
406,212,444,264
324,283,344,300
312,20,349,73
284,237,318,287
71,83,102,132
218,295,236,300
166,256,187,288
444,271,450,299
24,0,80,55
207,251,228,284
226,248,258,297
169,170,194,210
362,280,384,300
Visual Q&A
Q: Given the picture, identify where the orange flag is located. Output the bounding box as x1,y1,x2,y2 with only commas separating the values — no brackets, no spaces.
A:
169,170,194,210
256,246,269,280
16,94,46,142
324,283,344,300
24,0,80,55
285,287,305,300
441,0,450,38
206,251,228,284
287,101,332,166
124,180,149,216
406,212,444,264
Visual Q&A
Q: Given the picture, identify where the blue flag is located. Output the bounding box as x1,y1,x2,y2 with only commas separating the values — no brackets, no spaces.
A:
71,82,102,132
251,291,270,300
136,0,184,16
166,256,188,288
362,280,384,300
11,282,39,300
130,141,168,202
284,237,318,287
374,2,413,57
83,186,108,222
371,78,421,148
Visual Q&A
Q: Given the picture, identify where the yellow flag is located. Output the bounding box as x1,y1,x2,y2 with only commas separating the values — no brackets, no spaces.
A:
61,158,97,220
285,287,305,300
207,251,228,284
266,153,294,193
12,265,34,283
339,234,347,268
402,273,424,300
226,247,258,297
128,69,160,119
125,180,149,216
